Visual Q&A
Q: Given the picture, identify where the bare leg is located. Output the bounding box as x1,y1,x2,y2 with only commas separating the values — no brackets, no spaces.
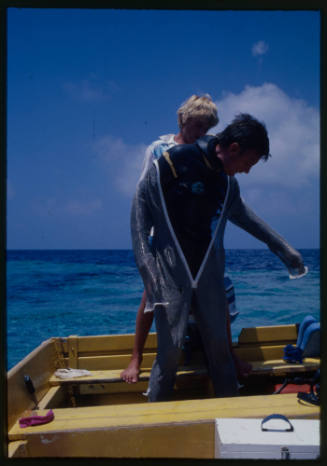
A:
120,290,154,383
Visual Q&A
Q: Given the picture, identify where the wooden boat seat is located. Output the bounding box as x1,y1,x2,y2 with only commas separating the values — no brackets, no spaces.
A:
47,324,319,388
48,356,320,388
48,366,208,386
248,357,320,376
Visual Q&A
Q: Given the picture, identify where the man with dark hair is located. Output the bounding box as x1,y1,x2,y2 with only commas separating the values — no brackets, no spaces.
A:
217,113,270,160
131,113,306,402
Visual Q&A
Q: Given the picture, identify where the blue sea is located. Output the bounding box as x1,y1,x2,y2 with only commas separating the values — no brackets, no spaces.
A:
6,249,320,370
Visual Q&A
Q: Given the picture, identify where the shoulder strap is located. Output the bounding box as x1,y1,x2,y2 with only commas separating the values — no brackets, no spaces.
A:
196,136,219,171
162,151,178,178
202,154,212,170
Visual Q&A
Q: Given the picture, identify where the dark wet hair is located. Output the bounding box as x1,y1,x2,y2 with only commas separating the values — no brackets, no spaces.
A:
216,113,271,160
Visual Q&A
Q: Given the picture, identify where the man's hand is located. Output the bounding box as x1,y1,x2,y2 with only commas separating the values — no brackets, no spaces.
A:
287,251,307,278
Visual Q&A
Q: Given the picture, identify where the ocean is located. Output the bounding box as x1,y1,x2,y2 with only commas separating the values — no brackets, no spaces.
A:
6,249,320,370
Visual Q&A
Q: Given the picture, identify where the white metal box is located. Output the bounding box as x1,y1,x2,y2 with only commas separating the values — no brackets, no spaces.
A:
215,417,320,459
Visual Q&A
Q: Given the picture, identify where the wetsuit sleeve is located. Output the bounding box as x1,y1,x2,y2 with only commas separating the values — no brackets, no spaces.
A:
138,138,174,184
228,179,306,275
138,142,156,184
131,168,164,312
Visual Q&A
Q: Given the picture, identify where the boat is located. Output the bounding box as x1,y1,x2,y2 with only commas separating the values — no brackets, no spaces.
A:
7,323,320,458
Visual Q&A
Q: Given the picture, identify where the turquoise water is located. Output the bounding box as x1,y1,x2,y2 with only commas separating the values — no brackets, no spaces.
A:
6,249,320,370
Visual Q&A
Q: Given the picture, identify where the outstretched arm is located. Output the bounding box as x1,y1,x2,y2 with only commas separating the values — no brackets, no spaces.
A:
228,181,305,275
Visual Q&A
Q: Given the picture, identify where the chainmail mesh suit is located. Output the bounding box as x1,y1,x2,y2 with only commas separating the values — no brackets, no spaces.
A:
131,135,304,401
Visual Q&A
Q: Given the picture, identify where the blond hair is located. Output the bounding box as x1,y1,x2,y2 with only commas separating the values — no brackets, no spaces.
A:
177,94,219,129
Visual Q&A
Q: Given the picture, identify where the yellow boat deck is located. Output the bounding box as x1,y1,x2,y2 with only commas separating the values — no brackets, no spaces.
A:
8,393,319,458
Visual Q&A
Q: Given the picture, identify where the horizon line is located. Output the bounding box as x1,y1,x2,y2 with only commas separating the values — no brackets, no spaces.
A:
6,247,319,251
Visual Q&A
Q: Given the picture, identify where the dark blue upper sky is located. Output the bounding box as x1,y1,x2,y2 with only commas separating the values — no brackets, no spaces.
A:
7,8,320,249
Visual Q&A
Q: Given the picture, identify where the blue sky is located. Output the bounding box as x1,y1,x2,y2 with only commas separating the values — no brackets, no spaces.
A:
7,8,320,249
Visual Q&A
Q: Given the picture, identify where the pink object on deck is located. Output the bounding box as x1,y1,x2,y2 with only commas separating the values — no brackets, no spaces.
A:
19,409,54,428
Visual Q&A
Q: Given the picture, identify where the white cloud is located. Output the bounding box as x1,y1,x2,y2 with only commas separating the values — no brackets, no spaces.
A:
93,136,147,197
211,83,319,246
252,40,269,57
63,75,119,102
213,83,319,189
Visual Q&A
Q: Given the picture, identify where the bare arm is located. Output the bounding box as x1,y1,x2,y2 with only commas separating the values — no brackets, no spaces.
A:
120,290,154,383
132,291,154,363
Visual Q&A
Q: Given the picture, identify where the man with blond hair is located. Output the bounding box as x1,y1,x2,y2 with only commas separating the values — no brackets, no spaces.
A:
122,95,226,383
139,94,219,182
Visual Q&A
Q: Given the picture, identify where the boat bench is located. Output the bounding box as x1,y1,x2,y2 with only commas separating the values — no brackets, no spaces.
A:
48,366,208,388
248,358,319,376
48,356,320,389
47,324,319,390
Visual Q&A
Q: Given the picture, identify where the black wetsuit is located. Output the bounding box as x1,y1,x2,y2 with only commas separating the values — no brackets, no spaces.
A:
158,136,228,278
